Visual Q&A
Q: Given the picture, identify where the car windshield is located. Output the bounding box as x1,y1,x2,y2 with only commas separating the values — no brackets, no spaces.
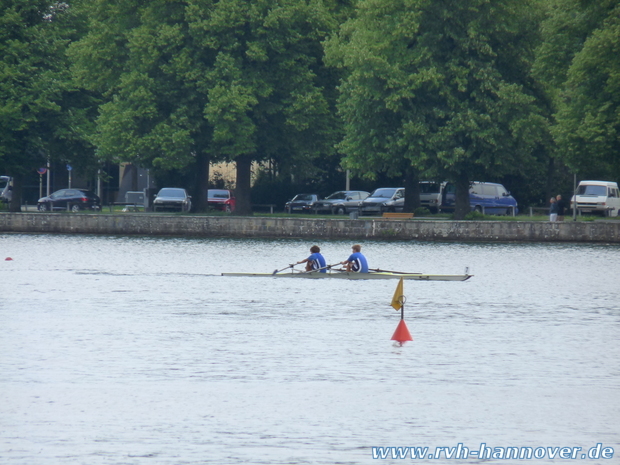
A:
326,192,347,200
159,188,185,198
420,183,440,194
293,194,314,201
370,188,397,198
208,190,230,199
577,185,607,196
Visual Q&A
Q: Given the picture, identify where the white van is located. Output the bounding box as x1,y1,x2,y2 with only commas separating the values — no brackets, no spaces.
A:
571,180,620,217
419,181,444,213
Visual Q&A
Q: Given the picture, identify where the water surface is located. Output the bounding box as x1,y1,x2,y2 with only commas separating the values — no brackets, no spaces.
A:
1,234,619,464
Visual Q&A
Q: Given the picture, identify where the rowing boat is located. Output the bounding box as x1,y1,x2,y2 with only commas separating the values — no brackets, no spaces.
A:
221,270,472,281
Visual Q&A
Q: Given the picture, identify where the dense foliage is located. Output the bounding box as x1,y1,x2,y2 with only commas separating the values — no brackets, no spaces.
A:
1,0,618,213
0,0,95,211
325,0,548,218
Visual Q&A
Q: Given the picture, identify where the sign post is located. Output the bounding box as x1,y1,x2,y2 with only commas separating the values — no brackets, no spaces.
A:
46,160,51,196
37,168,47,199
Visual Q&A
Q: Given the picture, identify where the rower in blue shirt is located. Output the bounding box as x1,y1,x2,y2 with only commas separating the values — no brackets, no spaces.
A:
296,245,327,272
342,244,368,272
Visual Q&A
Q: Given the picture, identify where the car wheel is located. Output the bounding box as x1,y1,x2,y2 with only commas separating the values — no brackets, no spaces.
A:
71,204,81,213
475,206,483,213
225,205,232,213
336,206,346,215
37,203,48,212
154,206,159,212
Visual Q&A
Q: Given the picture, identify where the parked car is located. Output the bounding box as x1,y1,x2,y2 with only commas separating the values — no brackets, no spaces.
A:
440,182,518,215
285,193,319,213
153,187,192,212
359,188,405,215
37,188,101,212
313,190,370,214
0,176,12,204
207,189,235,212
570,180,620,217
382,181,445,213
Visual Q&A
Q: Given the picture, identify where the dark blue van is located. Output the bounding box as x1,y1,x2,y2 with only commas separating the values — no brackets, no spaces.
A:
441,182,518,215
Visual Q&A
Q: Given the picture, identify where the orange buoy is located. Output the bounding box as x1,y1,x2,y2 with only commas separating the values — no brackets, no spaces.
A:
391,319,413,343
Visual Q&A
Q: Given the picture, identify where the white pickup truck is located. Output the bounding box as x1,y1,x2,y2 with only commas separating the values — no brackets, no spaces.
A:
571,180,620,217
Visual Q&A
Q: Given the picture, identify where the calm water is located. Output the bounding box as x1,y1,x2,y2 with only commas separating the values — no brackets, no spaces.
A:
1,234,619,464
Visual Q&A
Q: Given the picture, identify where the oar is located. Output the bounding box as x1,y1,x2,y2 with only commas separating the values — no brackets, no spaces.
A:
369,268,421,275
272,263,297,275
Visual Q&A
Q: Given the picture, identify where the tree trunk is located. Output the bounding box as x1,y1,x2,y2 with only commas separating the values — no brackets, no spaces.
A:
454,173,470,220
193,151,210,213
8,174,22,212
234,155,253,215
403,168,420,213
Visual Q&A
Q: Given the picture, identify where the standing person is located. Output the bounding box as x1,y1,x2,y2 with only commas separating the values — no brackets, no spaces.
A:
549,197,558,222
341,244,368,273
556,194,565,221
296,245,327,272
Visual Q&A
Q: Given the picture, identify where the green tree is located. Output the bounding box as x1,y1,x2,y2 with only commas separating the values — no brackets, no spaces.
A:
70,0,214,210
532,0,619,196
539,0,620,180
0,0,93,211
70,0,339,214
326,0,547,218
190,0,339,214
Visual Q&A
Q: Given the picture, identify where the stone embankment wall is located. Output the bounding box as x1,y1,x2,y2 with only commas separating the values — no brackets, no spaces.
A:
1,213,619,242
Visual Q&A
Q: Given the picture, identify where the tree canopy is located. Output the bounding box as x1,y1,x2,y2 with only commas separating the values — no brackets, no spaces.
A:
326,0,547,218
0,0,94,211
534,0,620,181
69,0,340,213
189,0,339,213
2,0,618,213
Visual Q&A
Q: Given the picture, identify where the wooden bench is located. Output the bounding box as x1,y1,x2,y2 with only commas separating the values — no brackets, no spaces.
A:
382,212,414,219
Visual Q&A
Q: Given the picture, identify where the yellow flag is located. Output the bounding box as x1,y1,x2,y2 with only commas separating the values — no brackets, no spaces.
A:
391,277,404,311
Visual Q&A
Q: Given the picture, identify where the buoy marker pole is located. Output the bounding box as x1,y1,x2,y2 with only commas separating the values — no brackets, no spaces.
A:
390,277,412,344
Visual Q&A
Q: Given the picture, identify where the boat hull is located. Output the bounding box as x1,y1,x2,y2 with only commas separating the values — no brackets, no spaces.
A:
221,272,472,281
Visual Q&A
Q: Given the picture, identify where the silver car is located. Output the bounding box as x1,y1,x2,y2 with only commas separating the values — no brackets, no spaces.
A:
382,182,444,213
359,187,404,215
312,190,370,214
